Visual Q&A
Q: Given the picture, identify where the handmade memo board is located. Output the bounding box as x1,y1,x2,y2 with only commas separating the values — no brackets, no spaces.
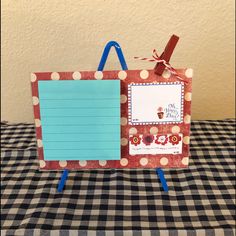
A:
31,68,193,170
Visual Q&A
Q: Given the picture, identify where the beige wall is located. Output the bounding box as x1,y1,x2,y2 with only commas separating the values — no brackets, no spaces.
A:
1,0,235,123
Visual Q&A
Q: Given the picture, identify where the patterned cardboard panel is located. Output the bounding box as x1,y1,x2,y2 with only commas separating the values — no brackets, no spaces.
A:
31,69,193,170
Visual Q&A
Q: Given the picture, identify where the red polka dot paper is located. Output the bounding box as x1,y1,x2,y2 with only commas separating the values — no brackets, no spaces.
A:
31,69,193,170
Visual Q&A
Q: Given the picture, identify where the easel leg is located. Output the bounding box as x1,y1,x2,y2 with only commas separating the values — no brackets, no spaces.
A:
156,168,168,192
57,169,69,192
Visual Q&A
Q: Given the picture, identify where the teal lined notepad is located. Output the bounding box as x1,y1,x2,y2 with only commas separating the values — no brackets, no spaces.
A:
38,80,120,161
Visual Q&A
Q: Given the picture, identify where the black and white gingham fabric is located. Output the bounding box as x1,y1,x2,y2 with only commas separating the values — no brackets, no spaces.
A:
1,120,235,236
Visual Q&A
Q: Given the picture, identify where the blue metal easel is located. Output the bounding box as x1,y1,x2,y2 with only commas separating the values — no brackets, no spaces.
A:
57,41,168,192
97,41,128,71
57,169,68,192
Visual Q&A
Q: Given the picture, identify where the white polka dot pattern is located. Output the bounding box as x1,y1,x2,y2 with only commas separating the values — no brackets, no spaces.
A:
99,160,107,167
94,71,103,80
39,160,46,168
185,68,193,78
31,73,37,82
37,139,43,148
32,96,39,105
79,160,87,167
181,157,189,165
129,127,137,135
183,136,190,144
51,72,60,80
59,161,67,168
118,71,127,80
171,126,180,134
140,70,149,79
120,94,127,103
185,92,192,101
72,71,81,80
184,115,191,124
162,69,171,79
160,157,168,166
120,158,128,166
121,138,128,146
150,127,158,134
121,117,128,126
140,158,148,166
35,119,41,127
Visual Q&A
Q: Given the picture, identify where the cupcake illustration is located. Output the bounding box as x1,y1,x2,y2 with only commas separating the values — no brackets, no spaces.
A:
157,107,164,119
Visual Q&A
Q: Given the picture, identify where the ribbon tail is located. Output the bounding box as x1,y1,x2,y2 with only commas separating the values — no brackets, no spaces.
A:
135,50,188,84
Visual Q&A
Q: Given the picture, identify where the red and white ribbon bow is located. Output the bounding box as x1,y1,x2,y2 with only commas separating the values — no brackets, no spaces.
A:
134,49,187,83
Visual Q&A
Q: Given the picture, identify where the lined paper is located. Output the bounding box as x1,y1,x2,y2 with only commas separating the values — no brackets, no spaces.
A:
38,80,120,161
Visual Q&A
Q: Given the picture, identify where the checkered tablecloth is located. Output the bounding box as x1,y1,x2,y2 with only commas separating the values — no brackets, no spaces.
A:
1,120,235,236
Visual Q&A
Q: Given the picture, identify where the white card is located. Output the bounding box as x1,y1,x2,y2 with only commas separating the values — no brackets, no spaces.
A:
128,82,184,125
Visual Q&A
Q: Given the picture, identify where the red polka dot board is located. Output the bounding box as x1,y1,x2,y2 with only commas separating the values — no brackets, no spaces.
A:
31,68,193,170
